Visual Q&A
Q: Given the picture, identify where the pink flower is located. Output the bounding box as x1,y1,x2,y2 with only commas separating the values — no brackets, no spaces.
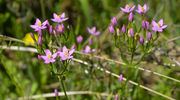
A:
119,74,123,82
136,4,148,14
30,18,48,31
120,4,136,13
109,25,115,34
59,46,74,60
151,19,168,32
41,49,57,64
77,35,83,44
82,45,95,54
51,12,68,23
56,24,64,34
115,94,119,100
87,27,100,36
54,89,58,97
111,16,118,26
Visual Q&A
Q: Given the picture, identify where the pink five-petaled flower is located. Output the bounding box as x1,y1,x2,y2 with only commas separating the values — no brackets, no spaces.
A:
59,46,74,61
30,18,48,31
151,19,168,32
120,4,136,13
41,49,57,64
51,12,69,23
87,27,100,36
82,45,95,54
56,24,64,34
136,4,148,14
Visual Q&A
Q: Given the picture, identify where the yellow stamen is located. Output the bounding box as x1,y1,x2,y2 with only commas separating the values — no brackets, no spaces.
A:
127,5,130,8
37,22,41,26
59,26,63,31
91,29,95,32
65,51,69,57
141,6,144,11
48,54,51,59
157,22,161,26
58,14,61,18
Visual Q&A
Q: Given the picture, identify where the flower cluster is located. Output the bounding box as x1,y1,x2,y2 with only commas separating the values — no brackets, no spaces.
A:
30,12,74,64
40,45,74,64
108,4,168,65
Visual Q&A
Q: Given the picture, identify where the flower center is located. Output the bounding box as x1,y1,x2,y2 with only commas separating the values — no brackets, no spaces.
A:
59,26,63,31
91,29,95,32
157,22,161,26
37,22,41,26
48,54,51,59
65,51,69,57
127,5,130,9
58,14,61,18
141,6,144,11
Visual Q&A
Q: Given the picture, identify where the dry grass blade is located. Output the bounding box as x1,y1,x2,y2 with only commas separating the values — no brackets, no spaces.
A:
72,58,176,100
1,45,180,84
0,45,176,100
7,91,109,100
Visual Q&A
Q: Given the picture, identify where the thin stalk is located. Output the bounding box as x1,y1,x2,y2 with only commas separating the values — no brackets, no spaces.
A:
59,78,68,100
40,0,46,19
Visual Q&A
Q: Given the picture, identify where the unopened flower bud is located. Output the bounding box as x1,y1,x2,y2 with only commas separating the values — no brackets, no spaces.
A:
145,21,149,30
38,36,42,45
67,24,70,30
122,24,126,34
116,28,120,36
49,25,53,35
89,38,92,45
111,16,118,26
142,20,146,29
115,94,119,100
77,35,83,44
30,33,34,39
38,29,42,36
119,74,123,82
139,37,144,44
129,28,134,37
135,33,140,40
147,32,151,41
54,89,58,97
129,12,134,22
109,25,115,34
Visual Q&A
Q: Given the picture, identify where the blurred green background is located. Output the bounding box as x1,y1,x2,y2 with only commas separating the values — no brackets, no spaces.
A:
0,0,180,100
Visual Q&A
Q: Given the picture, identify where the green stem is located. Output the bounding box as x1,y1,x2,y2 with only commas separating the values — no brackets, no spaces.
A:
59,78,68,100
40,0,46,19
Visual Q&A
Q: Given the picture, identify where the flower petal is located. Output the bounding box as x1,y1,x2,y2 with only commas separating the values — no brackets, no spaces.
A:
130,5,136,12
52,53,57,58
159,19,163,26
61,12,65,18
50,59,56,63
45,49,51,55
63,46,68,52
69,49,75,55
53,13,58,19
44,60,51,64
152,21,159,27
120,7,129,13
41,56,48,60
35,18,41,25
94,32,100,36
161,25,168,29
